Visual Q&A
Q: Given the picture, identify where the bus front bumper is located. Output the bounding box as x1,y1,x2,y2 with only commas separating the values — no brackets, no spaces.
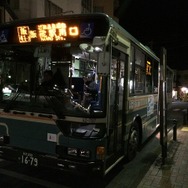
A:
0,146,104,176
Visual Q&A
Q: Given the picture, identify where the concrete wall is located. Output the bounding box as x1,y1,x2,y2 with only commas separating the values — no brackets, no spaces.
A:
0,7,14,23
52,0,82,14
13,0,31,19
2,0,117,21
30,0,45,18
5,10,14,22
14,0,82,19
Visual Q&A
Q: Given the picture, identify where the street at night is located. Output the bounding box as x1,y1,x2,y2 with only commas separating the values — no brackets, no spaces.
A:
1,1,188,188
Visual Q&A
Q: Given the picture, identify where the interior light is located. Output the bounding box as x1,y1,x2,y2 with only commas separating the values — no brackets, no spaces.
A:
94,46,102,52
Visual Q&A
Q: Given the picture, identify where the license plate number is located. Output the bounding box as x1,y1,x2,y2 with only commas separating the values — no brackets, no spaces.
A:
19,152,38,167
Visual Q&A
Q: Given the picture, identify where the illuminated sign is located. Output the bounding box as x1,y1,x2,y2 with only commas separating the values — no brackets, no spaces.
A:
17,22,79,43
146,61,152,75
0,14,111,45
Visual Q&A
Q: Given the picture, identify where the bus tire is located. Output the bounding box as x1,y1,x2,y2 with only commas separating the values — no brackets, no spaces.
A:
126,122,140,161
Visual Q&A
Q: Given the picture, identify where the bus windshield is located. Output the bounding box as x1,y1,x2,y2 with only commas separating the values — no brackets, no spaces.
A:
0,42,106,118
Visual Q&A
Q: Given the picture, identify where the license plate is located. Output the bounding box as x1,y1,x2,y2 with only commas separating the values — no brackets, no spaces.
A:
18,152,38,167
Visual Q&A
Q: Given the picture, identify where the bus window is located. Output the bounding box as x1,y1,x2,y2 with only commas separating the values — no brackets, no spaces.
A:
134,48,145,94
129,46,134,94
0,43,106,117
145,59,152,94
135,66,145,94
153,61,159,93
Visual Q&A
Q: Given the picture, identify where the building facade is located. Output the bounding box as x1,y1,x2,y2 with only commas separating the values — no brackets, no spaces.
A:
0,0,17,23
0,0,118,22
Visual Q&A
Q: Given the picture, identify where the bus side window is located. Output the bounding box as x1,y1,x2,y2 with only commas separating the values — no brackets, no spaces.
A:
146,75,152,93
135,66,145,94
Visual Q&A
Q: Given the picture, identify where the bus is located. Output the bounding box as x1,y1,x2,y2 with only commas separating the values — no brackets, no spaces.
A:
0,13,160,176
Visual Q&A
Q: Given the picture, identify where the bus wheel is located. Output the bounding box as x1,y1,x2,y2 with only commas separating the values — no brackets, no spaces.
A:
127,123,140,161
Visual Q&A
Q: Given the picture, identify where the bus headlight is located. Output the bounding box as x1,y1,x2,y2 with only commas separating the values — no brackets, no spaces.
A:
67,147,78,156
67,147,90,158
80,149,90,158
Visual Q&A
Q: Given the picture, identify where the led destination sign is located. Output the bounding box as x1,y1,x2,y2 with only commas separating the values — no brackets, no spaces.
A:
0,19,98,45
17,22,79,43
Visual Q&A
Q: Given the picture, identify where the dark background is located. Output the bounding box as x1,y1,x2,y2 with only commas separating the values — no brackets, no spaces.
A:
117,0,188,70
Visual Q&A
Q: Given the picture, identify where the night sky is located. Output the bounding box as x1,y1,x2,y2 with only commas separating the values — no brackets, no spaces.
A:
118,0,188,70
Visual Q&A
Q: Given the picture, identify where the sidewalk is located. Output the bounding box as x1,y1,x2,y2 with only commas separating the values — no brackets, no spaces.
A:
137,102,188,188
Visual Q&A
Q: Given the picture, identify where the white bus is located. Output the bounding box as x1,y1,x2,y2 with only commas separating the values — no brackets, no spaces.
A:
0,13,160,176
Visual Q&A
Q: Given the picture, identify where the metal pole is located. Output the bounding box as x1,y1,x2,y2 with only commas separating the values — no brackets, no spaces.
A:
160,47,168,164
159,79,165,165
173,119,177,141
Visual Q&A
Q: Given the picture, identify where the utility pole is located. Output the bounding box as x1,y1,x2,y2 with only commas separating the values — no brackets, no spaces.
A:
159,47,167,165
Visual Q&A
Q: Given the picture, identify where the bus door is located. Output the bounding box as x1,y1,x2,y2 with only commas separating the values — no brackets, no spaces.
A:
108,47,127,155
